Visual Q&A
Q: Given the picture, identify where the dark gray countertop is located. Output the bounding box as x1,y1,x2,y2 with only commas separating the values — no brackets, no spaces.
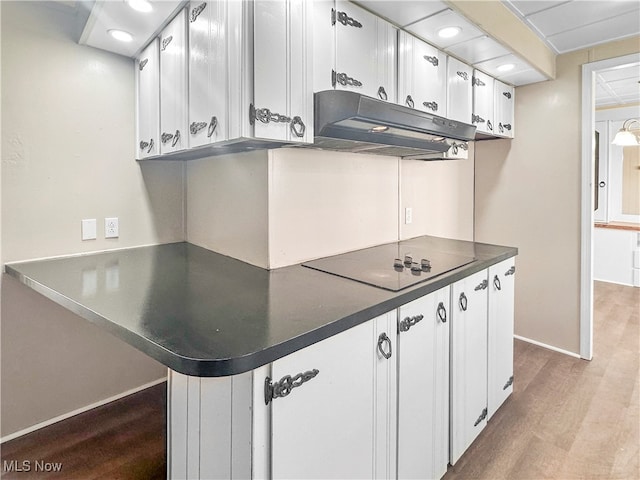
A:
4,237,517,377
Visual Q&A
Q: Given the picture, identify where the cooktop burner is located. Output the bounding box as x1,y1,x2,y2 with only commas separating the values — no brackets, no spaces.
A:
302,239,476,292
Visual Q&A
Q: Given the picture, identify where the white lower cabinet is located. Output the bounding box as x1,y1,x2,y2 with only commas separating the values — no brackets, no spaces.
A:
397,285,450,480
167,261,516,480
271,311,397,479
488,258,516,419
450,269,489,466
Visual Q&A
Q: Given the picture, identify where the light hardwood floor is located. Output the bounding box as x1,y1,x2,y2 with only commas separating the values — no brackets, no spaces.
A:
444,281,639,480
1,281,638,479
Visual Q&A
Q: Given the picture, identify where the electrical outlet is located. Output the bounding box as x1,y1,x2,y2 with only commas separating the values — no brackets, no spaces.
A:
105,217,119,238
81,219,97,240
405,207,413,225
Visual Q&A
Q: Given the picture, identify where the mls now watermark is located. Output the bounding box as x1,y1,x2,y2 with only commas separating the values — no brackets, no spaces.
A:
3,459,63,473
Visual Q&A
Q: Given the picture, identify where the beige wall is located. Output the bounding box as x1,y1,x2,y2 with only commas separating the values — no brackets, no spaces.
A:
400,145,475,242
1,2,184,437
475,36,640,354
268,149,400,267
186,151,269,268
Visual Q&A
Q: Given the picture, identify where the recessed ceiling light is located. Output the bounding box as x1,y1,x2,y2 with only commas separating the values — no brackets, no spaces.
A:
370,126,389,133
108,29,133,42
497,63,515,72
128,0,153,13
438,27,462,39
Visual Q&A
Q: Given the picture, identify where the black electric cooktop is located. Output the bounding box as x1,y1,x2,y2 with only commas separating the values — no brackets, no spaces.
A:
303,239,477,292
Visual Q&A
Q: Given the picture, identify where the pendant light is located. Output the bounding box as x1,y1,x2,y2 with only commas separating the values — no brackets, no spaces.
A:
611,119,640,146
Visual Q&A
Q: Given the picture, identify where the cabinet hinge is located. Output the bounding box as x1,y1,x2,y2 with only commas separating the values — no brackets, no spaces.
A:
332,70,363,88
190,2,207,23
138,58,148,71
473,407,488,427
423,101,438,112
474,279,488,291
472,76,485,87
503,375,514,390
503,91,512,99
424,55,439,67
331,8,362,27
456,71,469,81
399,314,424,332
264,369,319,405
472,114,485,124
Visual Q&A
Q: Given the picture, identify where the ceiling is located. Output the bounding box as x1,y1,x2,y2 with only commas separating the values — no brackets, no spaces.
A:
76,0,640,93
595,63,640,107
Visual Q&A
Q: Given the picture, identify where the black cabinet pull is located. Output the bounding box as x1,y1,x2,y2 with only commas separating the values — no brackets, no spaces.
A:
290,116,306,138
494,275,502,291
377,332,392,359
377,86,388,101
171,130,181,147
459,292,468,311
207,116,218,137
487,120,493,131
437,302,447,323
405,95,414,108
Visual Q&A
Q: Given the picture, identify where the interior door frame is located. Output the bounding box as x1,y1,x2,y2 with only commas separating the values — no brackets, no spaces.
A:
580,52,640,360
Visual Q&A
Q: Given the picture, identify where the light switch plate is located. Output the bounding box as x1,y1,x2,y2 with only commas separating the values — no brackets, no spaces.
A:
81,219,97,240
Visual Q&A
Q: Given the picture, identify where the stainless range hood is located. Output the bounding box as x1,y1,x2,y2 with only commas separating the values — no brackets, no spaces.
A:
313,90,476,159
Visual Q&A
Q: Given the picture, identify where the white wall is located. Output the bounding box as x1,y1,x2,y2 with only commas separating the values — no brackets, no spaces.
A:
186,150,269,268
268,149,399,267
1,1,184,438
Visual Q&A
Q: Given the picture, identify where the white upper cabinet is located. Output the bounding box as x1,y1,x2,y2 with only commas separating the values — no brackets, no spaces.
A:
397,286,450,480
159,8,188,154
494,79,515,138
398,31,446,116
450,268,489,466
313,0,396,102
188,0,229,148
472,69,495,136
270,312,397,480
253,0,314,143
447,56,473,125
488,258,516,420
135,39,160,160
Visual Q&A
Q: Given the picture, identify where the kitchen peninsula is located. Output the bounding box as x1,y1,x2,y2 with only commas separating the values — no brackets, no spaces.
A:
6,235,517,479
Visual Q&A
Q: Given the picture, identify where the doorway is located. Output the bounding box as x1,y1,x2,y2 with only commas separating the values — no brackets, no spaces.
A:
580,53,640,360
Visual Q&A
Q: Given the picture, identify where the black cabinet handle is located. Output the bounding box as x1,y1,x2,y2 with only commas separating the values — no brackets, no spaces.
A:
487,120,493,131
207,116,218,138
405,95,414,108
437,302,447,323
290,116,306,138
494,275,502,291
171,130,181,147
377,332,392,359
459,292,468,311
377,86,388,101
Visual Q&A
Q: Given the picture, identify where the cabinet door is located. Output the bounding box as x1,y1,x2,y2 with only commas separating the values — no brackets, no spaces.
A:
472,69,494,136
334,0,396,101
398,31,446,116
450,269,489,465
397,286,450,480
188,0,228,148
488,258,515,420
160,9,188,154
447,56,473,125
253,0,313,143
494,79,514,138
135,39,160,160
271,312,397,479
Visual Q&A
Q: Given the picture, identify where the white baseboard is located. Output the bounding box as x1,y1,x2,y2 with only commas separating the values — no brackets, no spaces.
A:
1,377,167,444
593,277,636,288
514,335,581,359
